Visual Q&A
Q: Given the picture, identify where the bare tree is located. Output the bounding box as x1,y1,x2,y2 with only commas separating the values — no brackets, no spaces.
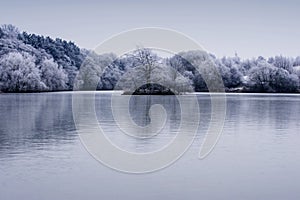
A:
132,48,161,85
119,48,164,93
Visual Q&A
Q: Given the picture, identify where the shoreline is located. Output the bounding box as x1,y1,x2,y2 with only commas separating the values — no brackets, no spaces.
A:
1,90,300,95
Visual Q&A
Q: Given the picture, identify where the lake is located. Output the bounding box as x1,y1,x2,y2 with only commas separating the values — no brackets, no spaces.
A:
0,92,300,200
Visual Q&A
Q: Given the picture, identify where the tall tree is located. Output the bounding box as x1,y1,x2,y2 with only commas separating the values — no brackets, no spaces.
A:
39,58,68,91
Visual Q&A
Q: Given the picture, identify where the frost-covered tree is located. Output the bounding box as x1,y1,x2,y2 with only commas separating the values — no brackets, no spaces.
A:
176,50,224,92
95,53,119,90
240,59,255,75
249,62,277,92
269,55,294,74
294,56,300,67
163,67,192,94
1,24,19,39
165,56,193,93
74,52,116,90
132,48,161,85
18,31,86,89
118,48,165,93
249,61,299,92
168,52,204,91
271,68,299,92
1,24,300,93
0,52,46,92
74,55,99,90
218,56,243,88
39,58,68,91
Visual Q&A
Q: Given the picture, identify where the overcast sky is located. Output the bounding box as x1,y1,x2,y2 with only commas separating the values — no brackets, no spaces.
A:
1,0,299,58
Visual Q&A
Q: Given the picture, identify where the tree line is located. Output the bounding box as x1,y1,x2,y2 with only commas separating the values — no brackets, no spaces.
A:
0,24,299,93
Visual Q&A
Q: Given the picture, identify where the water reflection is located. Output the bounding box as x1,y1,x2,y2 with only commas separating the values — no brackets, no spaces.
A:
0,93,76,157
1,93,299,157
224,94,300,133
0,93,300,200
96,94,187,153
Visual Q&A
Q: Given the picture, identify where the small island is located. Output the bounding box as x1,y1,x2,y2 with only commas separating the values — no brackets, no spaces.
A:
123,83,176,95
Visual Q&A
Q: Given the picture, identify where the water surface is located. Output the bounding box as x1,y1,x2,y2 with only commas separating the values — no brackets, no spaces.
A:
0,92,300,200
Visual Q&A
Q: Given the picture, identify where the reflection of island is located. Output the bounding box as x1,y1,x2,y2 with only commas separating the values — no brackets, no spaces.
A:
132,95,152,127
96,94,183,152
96,94,182,137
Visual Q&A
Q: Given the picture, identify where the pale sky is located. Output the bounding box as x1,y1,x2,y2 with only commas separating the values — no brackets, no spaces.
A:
1,0,299,58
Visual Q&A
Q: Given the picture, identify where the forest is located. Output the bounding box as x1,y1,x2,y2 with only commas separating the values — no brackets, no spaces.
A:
0,24,300,93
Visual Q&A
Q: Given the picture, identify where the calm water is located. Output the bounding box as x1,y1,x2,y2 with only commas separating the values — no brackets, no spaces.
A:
0,92,300,200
